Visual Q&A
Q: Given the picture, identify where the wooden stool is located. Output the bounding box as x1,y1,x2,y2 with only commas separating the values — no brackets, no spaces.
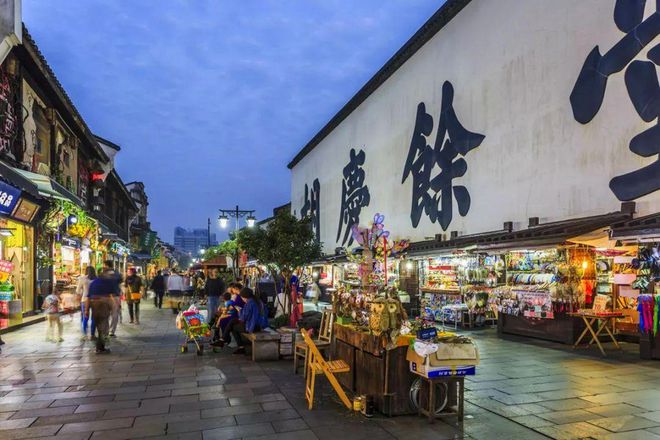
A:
418,375,464,423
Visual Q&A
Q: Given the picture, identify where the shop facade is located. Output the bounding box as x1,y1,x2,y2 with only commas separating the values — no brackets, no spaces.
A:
0,164,42,328
288,0,660,351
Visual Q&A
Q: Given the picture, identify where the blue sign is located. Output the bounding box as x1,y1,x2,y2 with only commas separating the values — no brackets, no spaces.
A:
0,181,21,216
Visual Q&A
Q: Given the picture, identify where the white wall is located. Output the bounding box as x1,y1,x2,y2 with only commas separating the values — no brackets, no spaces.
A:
291,0,660,253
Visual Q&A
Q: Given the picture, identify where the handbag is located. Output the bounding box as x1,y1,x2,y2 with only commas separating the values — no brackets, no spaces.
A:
130,292,142,301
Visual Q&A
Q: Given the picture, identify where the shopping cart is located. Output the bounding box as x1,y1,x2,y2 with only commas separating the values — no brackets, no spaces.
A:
176,306,211,355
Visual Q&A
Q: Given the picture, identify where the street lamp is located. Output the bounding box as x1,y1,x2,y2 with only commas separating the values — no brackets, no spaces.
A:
218,214,229,229
218,205,256,278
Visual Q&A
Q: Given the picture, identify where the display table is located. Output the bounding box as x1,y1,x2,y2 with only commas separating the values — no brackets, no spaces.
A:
497,313,586,344
331,324,415,416
569,312,624,356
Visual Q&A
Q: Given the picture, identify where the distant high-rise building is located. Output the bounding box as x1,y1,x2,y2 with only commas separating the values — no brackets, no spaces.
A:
173,227,217,255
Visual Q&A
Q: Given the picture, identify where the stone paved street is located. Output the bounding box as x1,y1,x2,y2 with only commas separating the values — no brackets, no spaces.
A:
1,303,660,440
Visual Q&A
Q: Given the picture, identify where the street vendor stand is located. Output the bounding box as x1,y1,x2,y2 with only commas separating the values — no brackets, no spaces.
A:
570,310,624,356
332,323,415,416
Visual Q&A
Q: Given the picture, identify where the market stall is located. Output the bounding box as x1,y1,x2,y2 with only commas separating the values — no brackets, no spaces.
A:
328,214,479,417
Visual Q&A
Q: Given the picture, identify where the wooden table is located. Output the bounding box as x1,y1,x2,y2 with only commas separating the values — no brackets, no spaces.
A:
569,312,624,356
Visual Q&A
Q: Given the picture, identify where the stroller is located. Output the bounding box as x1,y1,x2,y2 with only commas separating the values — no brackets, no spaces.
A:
176,305,211,355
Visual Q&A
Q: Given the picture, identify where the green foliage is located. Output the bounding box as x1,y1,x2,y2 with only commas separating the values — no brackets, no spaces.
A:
237,212,322,277
203,239,240,260
269,313,290,329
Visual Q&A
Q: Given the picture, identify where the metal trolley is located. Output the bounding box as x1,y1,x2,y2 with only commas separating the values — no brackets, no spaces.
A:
177,310,211,355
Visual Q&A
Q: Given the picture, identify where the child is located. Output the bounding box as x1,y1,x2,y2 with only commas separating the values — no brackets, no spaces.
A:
43,291,63,342
211,292,238,346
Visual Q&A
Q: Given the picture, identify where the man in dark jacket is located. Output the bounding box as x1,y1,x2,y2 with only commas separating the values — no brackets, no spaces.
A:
205,268,226,324
151,270,166,309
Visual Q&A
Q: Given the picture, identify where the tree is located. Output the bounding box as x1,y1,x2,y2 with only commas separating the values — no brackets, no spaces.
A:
237,212,322,316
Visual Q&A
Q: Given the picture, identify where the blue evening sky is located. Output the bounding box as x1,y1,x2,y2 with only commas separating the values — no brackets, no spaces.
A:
23,1,442,242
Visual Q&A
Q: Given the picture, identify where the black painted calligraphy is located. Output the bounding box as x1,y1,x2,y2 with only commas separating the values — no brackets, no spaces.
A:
570,0,660,201
301,178,321,241
337,148,370,246
401,81,485,230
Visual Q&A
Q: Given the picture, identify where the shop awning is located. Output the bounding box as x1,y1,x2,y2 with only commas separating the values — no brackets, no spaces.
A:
609,212,660,242
409,211,632,256
0,161,41,200
12,167,85,207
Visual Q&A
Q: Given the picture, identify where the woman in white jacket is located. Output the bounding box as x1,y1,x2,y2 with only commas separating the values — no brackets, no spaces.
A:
77,266,96,340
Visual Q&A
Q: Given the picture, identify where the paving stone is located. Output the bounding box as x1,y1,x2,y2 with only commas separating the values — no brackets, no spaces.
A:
133,410,201,427
588,415,660,432
311,422,395,440
167,416,236,434
236,408,300,425
0,400,52,413
594,431,660,440
271,418,309,433
261,401,293,411
538,409,603,424
0,417,37,430
74,400,140,414
32,410,105,427
59,417,135,433
588,404,647,418
201,403,262,419
50,396,115,407
228,394,286,406
0,423,61,439
243,431,319,440
10,405,76,419
535,421,613,439
510,414,555,428
537,397,597,411
202,422,275,440
170,399,229,414
89,424,166,439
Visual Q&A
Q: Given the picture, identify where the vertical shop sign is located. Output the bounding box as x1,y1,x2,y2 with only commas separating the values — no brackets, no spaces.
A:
402,81,485,230
336,148,370,246
0,68,17,156
301,178,321,242
0,181,21,216
570,0,660,201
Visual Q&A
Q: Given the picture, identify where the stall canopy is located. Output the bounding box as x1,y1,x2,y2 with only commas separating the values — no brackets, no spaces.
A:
12,167,85,207
609,213,660,242
201,256,228,267
409,211,631,256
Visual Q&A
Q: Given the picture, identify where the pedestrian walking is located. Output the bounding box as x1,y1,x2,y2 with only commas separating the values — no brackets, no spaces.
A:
205,268,225,324
151,270,165,309
101,261,122,337
77,266,96,340
125,268,143,324
42,291,63,342
85,270,117,354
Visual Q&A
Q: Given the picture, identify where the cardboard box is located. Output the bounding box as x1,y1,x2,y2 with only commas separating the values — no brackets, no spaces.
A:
410,362,476,378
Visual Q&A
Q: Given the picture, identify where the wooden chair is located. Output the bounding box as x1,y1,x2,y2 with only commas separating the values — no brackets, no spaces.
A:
293,308,333,376
300,329,351,410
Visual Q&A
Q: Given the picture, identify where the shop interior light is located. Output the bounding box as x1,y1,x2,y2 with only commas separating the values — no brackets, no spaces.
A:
246,215,256,228
0,228,14,237
581,260,588,270
219,214,229,229
312,271,319,278
406,260,414,270
68,214,78,225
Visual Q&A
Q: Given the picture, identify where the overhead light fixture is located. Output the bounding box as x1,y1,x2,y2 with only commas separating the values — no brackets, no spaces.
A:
219,214,229,229
0,228,14,237
246,215,256,228
68,214,78,225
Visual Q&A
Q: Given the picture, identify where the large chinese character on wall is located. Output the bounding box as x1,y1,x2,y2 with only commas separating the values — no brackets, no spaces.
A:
336,148,370,246
301,178,321,242
570,0,660,201
402,81,485,231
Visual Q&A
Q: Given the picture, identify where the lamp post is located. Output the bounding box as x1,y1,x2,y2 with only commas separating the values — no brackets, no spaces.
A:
218,205,255,278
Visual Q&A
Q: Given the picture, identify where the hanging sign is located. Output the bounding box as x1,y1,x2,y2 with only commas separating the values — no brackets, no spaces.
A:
11,198,39,223
0,259,14,283
0,181,20,216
